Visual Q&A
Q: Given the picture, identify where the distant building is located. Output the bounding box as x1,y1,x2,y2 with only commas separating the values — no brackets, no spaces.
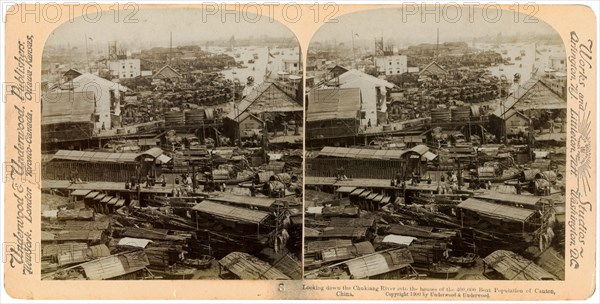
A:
56,73,128,130
108,59,141,79
327,69,394,127
224,82,302,142
282,59,300,74
548,56,566,72
42,91,96,147
306,88,361,140
490,79,567,141
375,55,408,76
418,61,449,79
62,69,83,82
153,64,182,82
328,65,350,79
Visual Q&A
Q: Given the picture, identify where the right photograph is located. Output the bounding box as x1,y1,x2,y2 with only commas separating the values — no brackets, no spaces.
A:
304,7,567,280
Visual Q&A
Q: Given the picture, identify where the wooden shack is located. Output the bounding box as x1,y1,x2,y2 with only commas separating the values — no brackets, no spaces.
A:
483,250,557,280
306,88,361,140
42,91,95,149
218,251,290,280
191,200,271,233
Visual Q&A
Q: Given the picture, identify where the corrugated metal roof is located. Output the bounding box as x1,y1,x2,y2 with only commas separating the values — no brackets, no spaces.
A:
209,192,275,209
317,146,416,160
219,251,290,280
42,91,95,125
192,200,270,224
344,248,413,279
51,150,138,163
474,192,543,207
79,250,149,280
307,88,361,122
483,250,557,280
458,198,535,222
51,147,165,163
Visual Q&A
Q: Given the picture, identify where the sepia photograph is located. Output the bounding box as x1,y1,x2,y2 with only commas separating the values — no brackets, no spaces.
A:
1,2,597,301
40,8,303,280
304,7,568,280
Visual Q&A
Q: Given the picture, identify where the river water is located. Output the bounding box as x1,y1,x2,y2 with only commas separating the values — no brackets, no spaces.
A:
206,46,300,84
475,42,565,83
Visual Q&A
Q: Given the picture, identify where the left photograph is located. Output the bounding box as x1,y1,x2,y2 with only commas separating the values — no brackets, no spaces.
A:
40,8,303,280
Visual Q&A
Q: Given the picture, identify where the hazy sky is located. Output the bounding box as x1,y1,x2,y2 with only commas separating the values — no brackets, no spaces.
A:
45,8,296,49
311,7,561,47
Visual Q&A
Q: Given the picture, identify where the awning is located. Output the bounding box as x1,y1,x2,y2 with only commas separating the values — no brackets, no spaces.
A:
85,191,99,199
71,189,91,197
350,188,365,196
336,186,357,193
